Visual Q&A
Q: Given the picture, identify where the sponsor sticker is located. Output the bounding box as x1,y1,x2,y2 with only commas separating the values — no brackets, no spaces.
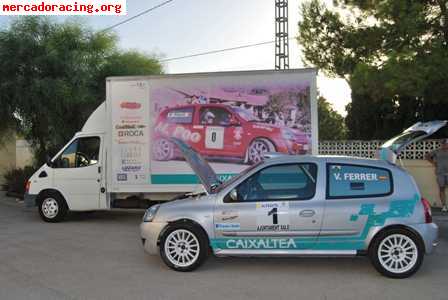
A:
221,210,239,221
120,102,142,110
122,165,142,172
117,173,127,181
225,238,297,249
215,223,240,231
256,202,290,231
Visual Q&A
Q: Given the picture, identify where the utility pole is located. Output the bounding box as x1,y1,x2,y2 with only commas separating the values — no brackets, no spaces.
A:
275,0,289,70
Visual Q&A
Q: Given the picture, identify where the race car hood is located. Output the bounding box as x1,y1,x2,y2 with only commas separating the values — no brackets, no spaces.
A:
378,120,447,163
170,138,220,194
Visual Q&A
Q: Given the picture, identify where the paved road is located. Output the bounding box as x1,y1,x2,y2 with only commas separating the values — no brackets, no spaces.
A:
1,195,448,300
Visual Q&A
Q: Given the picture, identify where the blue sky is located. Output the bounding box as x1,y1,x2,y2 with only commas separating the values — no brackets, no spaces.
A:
0,0,351,114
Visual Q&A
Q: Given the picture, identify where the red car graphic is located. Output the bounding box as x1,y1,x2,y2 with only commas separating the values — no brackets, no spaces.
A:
152,104,309,164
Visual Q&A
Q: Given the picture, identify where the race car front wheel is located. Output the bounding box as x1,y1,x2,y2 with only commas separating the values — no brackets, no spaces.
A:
159,223,208,272
370,228,424,278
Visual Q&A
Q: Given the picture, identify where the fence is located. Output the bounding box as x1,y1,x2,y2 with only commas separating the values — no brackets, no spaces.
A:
318,139,444,160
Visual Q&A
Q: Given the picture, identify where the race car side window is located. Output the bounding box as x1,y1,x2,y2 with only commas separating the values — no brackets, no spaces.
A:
229,163,317,202
199,107,232,126
326,164,393,199
166,107,194,124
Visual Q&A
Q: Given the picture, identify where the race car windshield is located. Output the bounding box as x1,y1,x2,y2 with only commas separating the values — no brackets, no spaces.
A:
232,107,261,122
215,161,263,193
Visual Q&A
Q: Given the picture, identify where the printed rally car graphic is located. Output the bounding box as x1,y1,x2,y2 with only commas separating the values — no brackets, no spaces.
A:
151,84,312,165
153,103,309,165
210,196,418,251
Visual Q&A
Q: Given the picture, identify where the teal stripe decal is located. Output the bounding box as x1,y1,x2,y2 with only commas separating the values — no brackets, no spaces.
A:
210,196,419,251
151,173,236,184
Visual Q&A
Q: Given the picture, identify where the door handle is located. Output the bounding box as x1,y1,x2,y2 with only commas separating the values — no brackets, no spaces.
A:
299,210,315,217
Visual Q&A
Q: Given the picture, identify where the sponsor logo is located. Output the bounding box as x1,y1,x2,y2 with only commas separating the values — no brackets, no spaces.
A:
118,130,144,137
117,173,127,181
333,172,379,181
172,126,201,143
215,223,240,231
233,127,243,140
115,124,146,130
222,215,238,221
167,111,191,118
225,238,297,249
257,224,290,231
252,125,273,132
256,202,284,209
120,102,142,110
122,165,142,172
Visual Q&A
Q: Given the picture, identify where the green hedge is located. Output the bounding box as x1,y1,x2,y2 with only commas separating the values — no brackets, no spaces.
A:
4,166,37,198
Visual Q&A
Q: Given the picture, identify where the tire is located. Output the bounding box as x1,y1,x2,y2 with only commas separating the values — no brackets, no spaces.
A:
159,222,209,272
246,138,275,164
153,138,174,161
37,192,68,223
369,228,424,278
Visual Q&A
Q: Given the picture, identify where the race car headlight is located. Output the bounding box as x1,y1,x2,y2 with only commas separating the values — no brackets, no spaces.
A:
143,204,160,222
282,128,295,140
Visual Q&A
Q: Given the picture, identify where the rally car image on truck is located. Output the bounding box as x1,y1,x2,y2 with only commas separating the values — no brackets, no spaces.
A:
141,121,446,278
152,103,309,164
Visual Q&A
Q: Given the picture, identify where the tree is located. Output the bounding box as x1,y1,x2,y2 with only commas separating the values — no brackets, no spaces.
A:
298,0,448,139
318,96,347,140
0,17,162,164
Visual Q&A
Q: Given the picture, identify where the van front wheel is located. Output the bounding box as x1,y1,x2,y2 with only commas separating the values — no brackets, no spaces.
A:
38,192,68,223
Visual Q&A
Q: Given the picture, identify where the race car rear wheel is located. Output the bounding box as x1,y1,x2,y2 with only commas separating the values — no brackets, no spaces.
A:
153,138,174,161
159,223,208,272
370,228,424,278
247,138,274,164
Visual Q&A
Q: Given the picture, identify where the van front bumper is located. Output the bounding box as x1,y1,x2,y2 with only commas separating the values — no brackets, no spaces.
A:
24,193,37,208
140,221,168,255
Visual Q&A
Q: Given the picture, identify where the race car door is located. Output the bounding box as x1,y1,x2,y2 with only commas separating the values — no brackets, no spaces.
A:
197,106,241,157
212,162,324,253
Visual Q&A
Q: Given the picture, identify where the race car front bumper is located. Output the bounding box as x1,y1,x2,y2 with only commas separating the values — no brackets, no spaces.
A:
140,221,168,255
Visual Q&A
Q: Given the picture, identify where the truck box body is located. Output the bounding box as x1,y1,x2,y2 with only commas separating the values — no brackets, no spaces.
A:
107,69,318,196
26,69,318,211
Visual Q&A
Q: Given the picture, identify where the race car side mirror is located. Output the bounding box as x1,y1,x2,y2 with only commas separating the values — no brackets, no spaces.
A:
229,189,239,202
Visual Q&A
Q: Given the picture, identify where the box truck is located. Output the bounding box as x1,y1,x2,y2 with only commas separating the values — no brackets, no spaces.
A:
24,68,318,222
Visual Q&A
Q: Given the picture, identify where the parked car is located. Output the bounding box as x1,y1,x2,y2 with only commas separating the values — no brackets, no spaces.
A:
153,103,309,164
141,121,446,278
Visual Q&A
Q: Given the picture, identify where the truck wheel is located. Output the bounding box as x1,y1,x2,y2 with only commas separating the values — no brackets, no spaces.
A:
369,228,424,278
247,138,274,164
153,138,174,161
38,192,68,223
159,223,208,272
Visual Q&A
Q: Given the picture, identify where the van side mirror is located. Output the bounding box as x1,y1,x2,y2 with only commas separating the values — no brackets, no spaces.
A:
46,155,53,168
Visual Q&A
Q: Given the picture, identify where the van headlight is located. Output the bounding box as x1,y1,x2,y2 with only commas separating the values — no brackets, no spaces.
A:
143,204,160,222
